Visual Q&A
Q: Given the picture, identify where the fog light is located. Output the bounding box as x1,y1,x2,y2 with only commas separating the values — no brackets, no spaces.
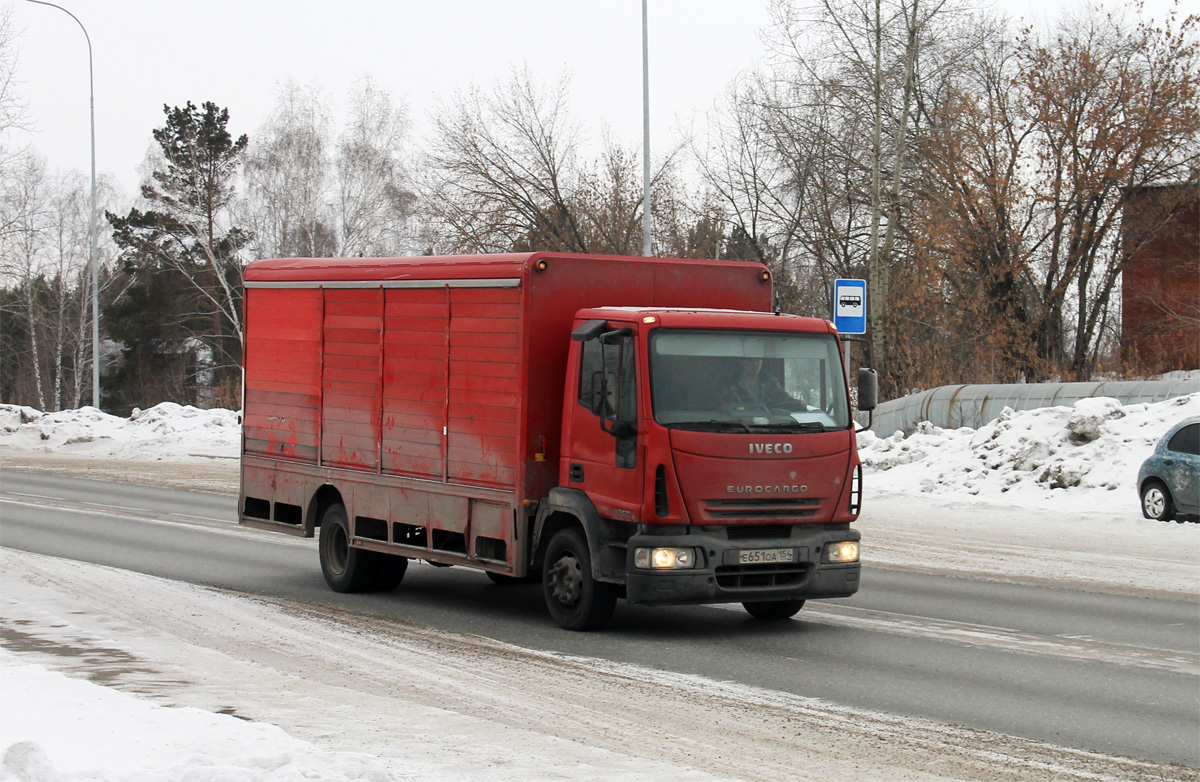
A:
826,541,859,563
634,547,697,569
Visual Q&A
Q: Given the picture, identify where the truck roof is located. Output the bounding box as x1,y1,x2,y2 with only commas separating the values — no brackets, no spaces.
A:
244,252,768,283
578,306,837,334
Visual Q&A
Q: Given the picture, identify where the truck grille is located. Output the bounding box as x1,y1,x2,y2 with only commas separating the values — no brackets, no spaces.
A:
704,498,819,520
716,562,810,589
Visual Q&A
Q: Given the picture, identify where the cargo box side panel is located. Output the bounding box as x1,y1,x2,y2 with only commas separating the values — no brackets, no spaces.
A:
243,287,322,464
446,287,520,489
382,287,448,480
322,288,383,470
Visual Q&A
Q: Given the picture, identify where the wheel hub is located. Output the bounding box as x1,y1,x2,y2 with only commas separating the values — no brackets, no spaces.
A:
1145,489,1165,518
326,526,349,574
547,554,583,607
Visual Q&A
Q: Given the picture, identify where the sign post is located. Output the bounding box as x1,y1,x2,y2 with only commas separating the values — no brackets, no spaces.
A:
832,279,867,385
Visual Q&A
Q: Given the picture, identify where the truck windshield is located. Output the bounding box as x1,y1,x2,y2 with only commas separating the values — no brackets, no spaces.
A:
648,329,850,433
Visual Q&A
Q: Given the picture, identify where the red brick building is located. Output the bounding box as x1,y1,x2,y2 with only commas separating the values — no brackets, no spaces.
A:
1121,184,1199,374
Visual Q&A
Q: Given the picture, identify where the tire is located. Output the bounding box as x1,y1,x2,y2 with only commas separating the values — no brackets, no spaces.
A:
742,599,805,621
372,554,409,591
1140,481,1175,522
542,528,618,631
318,503,377,592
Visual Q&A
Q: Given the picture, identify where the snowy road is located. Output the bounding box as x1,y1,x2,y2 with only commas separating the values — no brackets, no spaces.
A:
2,468,1198,780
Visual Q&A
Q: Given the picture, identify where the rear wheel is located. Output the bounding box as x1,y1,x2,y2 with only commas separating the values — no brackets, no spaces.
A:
742,599,805,621
542,528,617,631
1141,481,1175,521
372,554,409,591
319,503,377,592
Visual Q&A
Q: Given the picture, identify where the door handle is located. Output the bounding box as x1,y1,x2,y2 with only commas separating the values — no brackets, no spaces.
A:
570,464,585,482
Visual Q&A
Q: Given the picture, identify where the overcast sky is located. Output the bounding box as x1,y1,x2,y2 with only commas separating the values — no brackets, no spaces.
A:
7,0,1185,197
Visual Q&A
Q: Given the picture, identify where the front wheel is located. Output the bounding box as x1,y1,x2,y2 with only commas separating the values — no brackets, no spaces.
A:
742,599,805,621
542,528,618,631
1141,481,1175,521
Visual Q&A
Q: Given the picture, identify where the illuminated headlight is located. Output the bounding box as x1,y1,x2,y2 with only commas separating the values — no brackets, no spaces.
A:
824,541,860,564
634,547,698,569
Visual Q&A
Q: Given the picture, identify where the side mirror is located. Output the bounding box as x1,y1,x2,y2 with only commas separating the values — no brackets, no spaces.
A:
857,368,878,412
590,371,616,416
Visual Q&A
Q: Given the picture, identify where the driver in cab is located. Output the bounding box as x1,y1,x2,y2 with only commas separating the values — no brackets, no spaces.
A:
719,358,809,411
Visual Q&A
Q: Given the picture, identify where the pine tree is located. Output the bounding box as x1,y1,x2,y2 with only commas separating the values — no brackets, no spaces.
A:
107,101,249,407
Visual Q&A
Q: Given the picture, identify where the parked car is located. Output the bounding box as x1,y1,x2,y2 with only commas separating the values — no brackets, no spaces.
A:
1138,417,1199,522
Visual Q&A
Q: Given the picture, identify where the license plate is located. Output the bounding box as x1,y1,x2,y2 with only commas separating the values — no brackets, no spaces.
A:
738,548,795,565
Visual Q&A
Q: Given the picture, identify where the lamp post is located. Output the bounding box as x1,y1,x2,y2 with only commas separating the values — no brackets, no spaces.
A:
24,0,99,409
642,0,651,257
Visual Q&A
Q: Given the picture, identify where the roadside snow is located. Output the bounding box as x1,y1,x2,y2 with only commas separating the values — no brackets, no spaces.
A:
0,403,240,462
0,648,392,782
857,392,1200,516
3,392,1196,514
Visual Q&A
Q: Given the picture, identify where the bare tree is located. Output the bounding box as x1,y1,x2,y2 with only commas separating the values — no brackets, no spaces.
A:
696,0,964,379
425,67,688,257
1019,10,1200,378
425,68,589,253
243,81,333,258
336,77,416,257
0,5,28,166
0,151,50,408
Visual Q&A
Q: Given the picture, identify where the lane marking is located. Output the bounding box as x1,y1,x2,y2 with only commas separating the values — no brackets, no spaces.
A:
713,602,1198,675
0,496,311,548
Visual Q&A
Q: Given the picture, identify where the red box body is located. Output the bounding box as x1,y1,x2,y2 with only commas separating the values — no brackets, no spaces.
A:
240,253,774,574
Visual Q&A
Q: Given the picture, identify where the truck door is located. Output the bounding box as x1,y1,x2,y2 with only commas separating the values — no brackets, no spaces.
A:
566,323,643,521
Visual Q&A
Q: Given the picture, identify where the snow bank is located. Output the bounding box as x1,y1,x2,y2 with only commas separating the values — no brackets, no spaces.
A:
858,393,1200,515
3,395,1197,518
0,649,391,782
0,403,239,462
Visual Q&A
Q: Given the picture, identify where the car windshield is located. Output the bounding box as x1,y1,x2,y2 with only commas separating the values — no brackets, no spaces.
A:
648,329,850,433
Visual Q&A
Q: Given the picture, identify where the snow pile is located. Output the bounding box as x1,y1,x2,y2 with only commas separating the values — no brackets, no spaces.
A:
858,393,1199,514
0,403,239,462
0,650,391,782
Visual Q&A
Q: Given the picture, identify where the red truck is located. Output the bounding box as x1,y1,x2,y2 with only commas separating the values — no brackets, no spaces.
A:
239,253,875,630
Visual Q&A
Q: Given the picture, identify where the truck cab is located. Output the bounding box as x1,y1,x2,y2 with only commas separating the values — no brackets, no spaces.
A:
536,307,864,629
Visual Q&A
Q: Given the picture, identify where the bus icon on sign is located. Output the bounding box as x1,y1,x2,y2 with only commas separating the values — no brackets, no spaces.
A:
839,294,862,309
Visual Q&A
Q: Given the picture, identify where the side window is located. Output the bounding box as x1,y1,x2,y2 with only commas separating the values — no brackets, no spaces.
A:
578,339,603,410
576,333,638,470
1167,423,1199,456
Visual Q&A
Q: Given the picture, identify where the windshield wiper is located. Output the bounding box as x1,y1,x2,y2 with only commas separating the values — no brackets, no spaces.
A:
774,421,828,433
669,420,752,433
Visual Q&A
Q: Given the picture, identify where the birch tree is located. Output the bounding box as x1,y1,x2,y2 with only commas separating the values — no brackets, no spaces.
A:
244,81,333,258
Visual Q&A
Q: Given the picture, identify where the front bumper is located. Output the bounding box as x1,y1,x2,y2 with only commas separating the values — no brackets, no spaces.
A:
623,525,860,606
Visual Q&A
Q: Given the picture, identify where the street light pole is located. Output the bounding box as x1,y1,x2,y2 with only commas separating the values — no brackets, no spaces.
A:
24,0,99,409
641,0,652,257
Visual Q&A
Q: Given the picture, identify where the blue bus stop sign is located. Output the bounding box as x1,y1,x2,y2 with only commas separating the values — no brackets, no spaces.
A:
832,279,867,335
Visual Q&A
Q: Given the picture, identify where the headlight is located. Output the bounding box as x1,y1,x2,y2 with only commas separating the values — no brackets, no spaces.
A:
634,547,698,569
825,541,859,563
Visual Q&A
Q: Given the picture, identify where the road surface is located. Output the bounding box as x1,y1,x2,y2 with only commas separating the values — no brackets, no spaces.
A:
1,469,1197,777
